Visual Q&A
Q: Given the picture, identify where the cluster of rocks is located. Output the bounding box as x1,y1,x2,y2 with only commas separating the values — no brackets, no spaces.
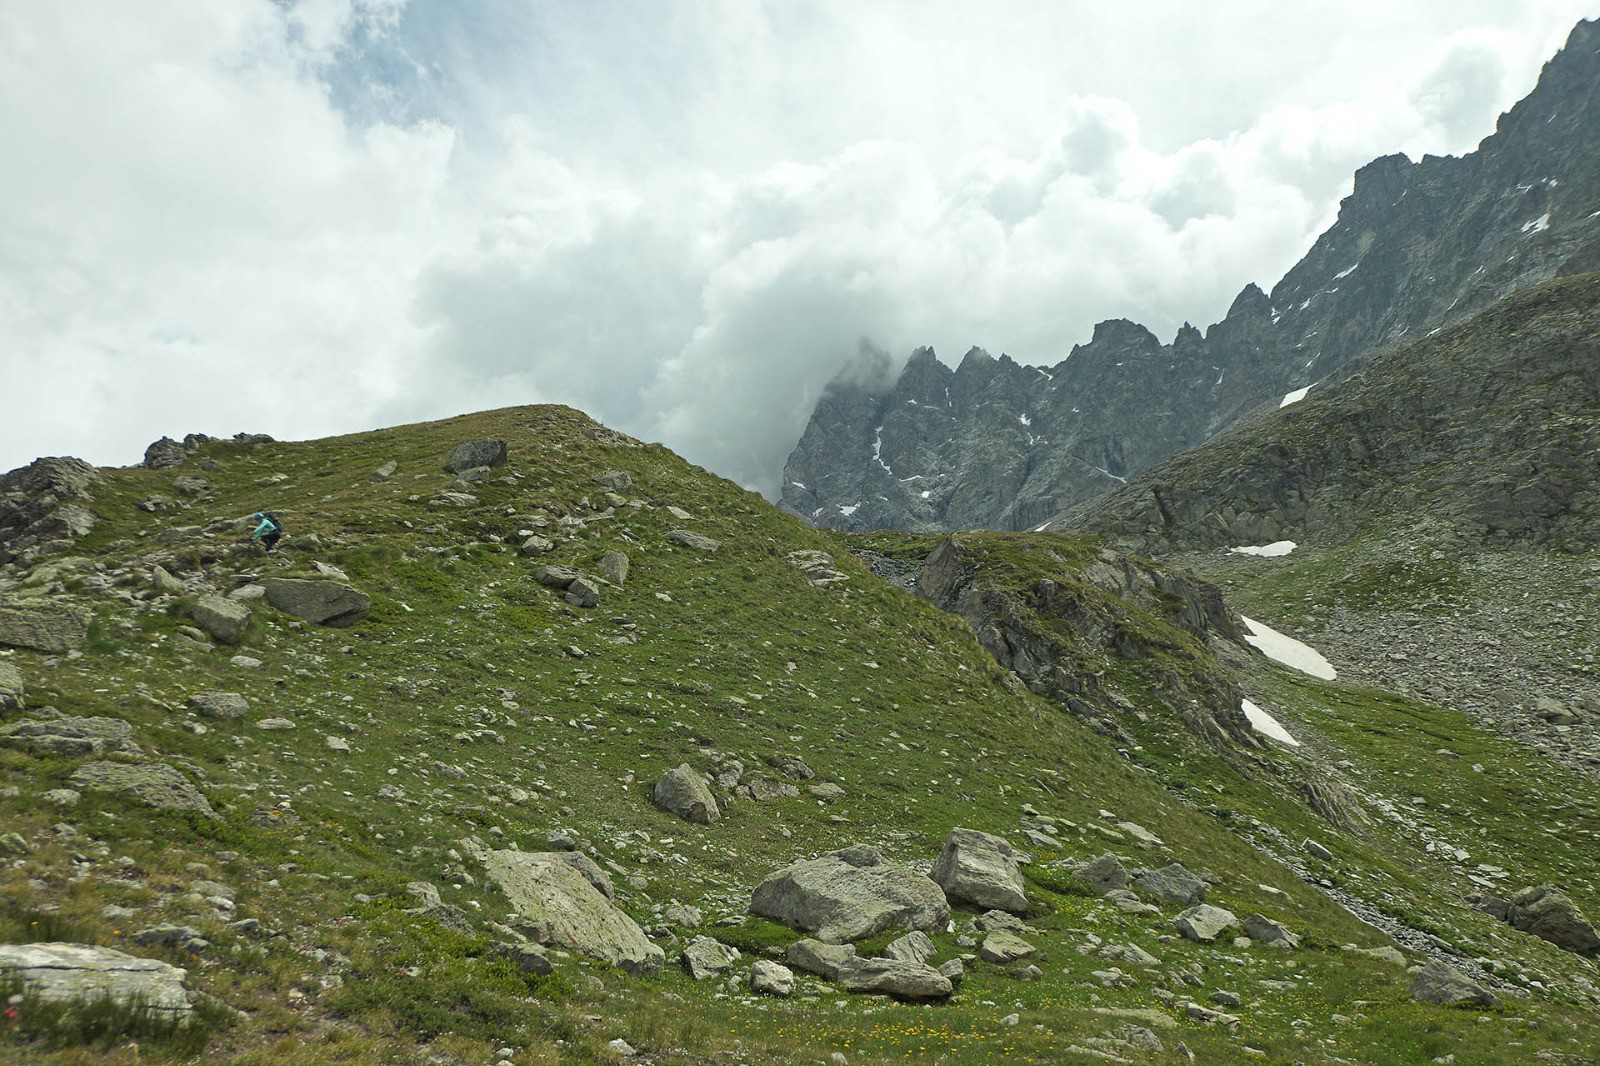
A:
1474,883,1600,958
0,456,98,565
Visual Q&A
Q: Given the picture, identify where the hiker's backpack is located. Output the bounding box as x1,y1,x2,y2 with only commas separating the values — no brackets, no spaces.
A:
262,511,284,533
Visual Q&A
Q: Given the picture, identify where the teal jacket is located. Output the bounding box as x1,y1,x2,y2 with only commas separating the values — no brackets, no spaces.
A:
250,516,280,540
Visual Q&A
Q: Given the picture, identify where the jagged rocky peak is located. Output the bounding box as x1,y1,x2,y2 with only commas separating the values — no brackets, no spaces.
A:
783,18,1600,533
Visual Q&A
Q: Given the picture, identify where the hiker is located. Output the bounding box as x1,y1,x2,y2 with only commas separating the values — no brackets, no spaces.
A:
246,511,284,554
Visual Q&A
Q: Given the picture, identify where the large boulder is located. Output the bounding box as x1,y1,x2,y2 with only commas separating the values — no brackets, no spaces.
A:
681,936,740,980
750,844,950,943
1135,863,1206,906
0,714,140,757
564,577,601,609
484,850,663,976
188,692,249,720
1506,884,1600,956
142,437,186,470
1076,853,1131,894
1242,914,1300,948
1174,904,1240,943
599,550,630,585
262,578,371,628
666,529,722,552
750,959,795,997
69,761,216,817
0,599,91,653
0,661,23,712
929,827,1028,914
0,942,193,1019
652,764,720,824
1409,960,1499,1007
978,930,1036,964
191,594,252,645
785,939,952,1000
444,439,508,474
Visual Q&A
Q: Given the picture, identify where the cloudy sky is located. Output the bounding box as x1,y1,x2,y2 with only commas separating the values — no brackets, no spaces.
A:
2,1,1593,492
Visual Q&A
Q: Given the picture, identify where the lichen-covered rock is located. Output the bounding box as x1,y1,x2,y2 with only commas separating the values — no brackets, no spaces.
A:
1242,914,1300,948
0,714,140,757
681,936,740,980
0,661,23,712
652,764,720,824
191,594,251,645
262,578,371,627
666,529,722,552
599,550,630,585
188,692,249,719
1174,904,1240,943
444,439,508,474
69,761,216,818
1076,853,1131,894
564,577,601,609
0,942,194,1018
1135,863,1206,906
785,939,952,1000
1409,960,1499,1007
750,844,950,943
484,850,663,976
1506,884,1600,956
750,959,795,997
0,599,91,653
978,930,1036,964
929,827,1028,914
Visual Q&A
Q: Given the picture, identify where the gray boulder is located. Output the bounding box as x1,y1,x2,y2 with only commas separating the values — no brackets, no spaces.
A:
429,492,478,508
750,844,950,943
564,577,601,609
666,529,722,552
142,437,186,470
532,565,589,590
1409,960,1499,1007
978,930,1036,964
929,826,1028,914
1506,884,1600,956
69,761,216,818
681,936,740,980
1174,904,1240,943
556,851,615,900
1076,853,1130,893
444,439,508,474
882,930,936,965
517,536,555,557
593,469,633,491
652,764,720,824
786,938,857,979
0,661,23,712
484,850,663,976
370,460,398,482
599,550,630,585
0,599,91,653
1135,863,1206,905
0,942,193,1018
191,594,251,645
150,565,187,595
785,939,952,1000
188,692,249,719
262,577,371,627
0,714,140,757
488,941,553,976
750,959,795,997
1242,914,1300,948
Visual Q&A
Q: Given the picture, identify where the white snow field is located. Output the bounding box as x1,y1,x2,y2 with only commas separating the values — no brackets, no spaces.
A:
1279,385,1314,408
1229,541,1297,557
1241,699,1301,746
1240,616,1337,680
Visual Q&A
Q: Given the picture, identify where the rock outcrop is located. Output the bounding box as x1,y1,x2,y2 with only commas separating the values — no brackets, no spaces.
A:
0,456,98,564
928,827,1027,914
262,578,371,628
0,599,91,654
0,942,195,1019
1506,884,1600,956
69,761,216,817
485,850,664,976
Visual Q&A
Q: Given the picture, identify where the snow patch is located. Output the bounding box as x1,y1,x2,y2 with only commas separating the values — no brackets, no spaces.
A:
1229,541,1297,558
871,428,893,475
1241,617,1336,680
789,481,807,491
1521,213,1551,234
1279,385,1313,408
1242,699,1301,747
1333,263,1359,280
1298,298,1312,311
920,490,932,499
1019,414,1031,426
838,503,860,517
1032,522,1051,532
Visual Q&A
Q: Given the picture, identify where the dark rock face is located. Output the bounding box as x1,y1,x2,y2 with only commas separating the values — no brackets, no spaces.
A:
0,457,98,564
782,20,1600,533
444,439,508,474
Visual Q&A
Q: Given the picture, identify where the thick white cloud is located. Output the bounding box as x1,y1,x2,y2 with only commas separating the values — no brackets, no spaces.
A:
0,0,1593,493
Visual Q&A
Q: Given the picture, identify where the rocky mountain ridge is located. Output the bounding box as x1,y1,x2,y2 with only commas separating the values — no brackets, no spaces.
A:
782,18,1600,534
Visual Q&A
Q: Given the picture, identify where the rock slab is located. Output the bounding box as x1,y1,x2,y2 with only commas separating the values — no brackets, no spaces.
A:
652,764,720,824
0,600,91,653
0,942,193,1018
69,761,216,818
0,662,26,712
1174,904,1240,943
191,594,252,645
750,844,950,943
1409,960,1499,1007
1507,884,1600,956
485,850,663,976
262,578,371,628
1135,863,1206,906
785,939,952,1000
0,714,140,757
929,827,1028,914
444,439,508,474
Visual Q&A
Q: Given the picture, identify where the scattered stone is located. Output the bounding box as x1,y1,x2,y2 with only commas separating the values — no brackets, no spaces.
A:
652,764,720,824
257,718,296,731
262,577,371,627
485,850,664,976
750,958,795,997
150,565,187,596
171,475,209,495
787,550,848,587
230,655,262,669
557,851,615,900
0,714,140,757
929,826,1028,914
311,561,350,581
487,941,553,976
1409,960,1499,1007
370,460,398,482
786,939,952,1000
142,437,186,470
518,536,555,557
325,735,351,752
69,762,216,818
1184,1001,1241,1029
1099,942,1162,966
1174,905,1240,943
599,550,630,586
666,529,721,552
444,439,508,474
132,924,209,952
0,942,193,1018
593,470,633,492
938,957,965,986
1135,863,1206,905
1355,945,1407,967
607,1038,637,1057
0,599,91,653
979,930,1036,964
751,845,950,943
1242,914,1300,948
0,662,24,712
1506,884,1600,956
681,936,740,980
1304,839,1334,862
882,931,936,965
429,492,478,508
188,691,249,719
229,584,265,601
42,788,80,808
565,577,602,609
1077,854,1131,893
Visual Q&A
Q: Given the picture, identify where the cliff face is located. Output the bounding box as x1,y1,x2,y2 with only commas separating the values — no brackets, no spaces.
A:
782,19,1600,533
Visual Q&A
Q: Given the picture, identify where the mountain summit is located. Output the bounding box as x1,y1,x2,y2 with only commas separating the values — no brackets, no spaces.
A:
782,19,1600,533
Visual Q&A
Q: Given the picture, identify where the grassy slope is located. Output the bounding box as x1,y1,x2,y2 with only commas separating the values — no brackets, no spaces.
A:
0,406,1595,1065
